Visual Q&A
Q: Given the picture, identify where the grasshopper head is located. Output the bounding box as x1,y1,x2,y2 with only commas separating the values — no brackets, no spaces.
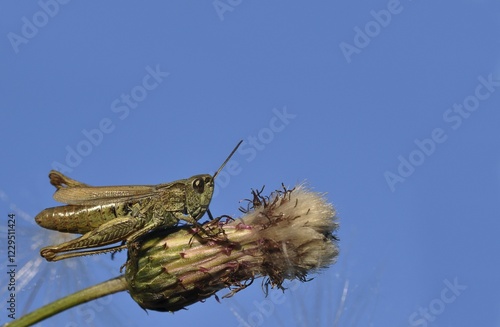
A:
185,174,215,220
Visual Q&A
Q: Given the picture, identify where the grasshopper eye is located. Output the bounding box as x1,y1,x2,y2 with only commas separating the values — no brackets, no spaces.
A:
192,178,205,194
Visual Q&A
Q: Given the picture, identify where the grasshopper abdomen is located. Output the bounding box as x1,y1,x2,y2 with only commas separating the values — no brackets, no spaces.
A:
35,203,131,235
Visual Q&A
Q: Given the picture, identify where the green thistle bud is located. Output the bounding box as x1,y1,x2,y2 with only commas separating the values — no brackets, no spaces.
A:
125,184,339,312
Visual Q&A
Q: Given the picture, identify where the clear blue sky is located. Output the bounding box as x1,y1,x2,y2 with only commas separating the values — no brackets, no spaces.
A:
1,1,500,326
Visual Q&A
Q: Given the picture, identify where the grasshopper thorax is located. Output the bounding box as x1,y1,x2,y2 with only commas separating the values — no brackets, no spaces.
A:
185,174,215,220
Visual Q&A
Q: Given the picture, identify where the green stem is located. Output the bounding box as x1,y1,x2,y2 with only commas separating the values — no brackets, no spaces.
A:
4,275,128,327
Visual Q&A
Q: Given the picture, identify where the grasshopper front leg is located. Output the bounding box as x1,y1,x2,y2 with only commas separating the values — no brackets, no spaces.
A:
41,216,144,261
172,211,214,237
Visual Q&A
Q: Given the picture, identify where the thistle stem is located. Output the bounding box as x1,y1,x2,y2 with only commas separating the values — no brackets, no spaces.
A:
4,276,127,327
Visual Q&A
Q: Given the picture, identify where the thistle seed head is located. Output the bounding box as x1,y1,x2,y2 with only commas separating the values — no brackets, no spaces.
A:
125,184,339,312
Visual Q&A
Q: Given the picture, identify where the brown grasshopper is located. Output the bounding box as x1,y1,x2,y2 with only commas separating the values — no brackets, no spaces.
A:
35,141,242,261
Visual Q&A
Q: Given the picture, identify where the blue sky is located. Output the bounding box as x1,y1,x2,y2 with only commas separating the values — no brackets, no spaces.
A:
1,1,500,326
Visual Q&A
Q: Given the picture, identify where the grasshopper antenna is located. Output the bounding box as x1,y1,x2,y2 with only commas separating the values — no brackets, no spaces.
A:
206,140,242,221
213,140,243,179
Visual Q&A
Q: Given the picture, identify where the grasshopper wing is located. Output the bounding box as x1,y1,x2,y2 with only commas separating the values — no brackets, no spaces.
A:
49,170,159,205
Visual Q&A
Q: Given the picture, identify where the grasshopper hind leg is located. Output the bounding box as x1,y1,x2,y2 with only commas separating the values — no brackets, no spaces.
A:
40,217,143,261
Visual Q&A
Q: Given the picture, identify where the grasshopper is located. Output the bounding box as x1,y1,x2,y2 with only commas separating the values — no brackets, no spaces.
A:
35,141,242,261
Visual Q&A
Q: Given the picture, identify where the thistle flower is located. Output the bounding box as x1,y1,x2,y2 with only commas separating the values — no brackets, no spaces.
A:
126,184,339,312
